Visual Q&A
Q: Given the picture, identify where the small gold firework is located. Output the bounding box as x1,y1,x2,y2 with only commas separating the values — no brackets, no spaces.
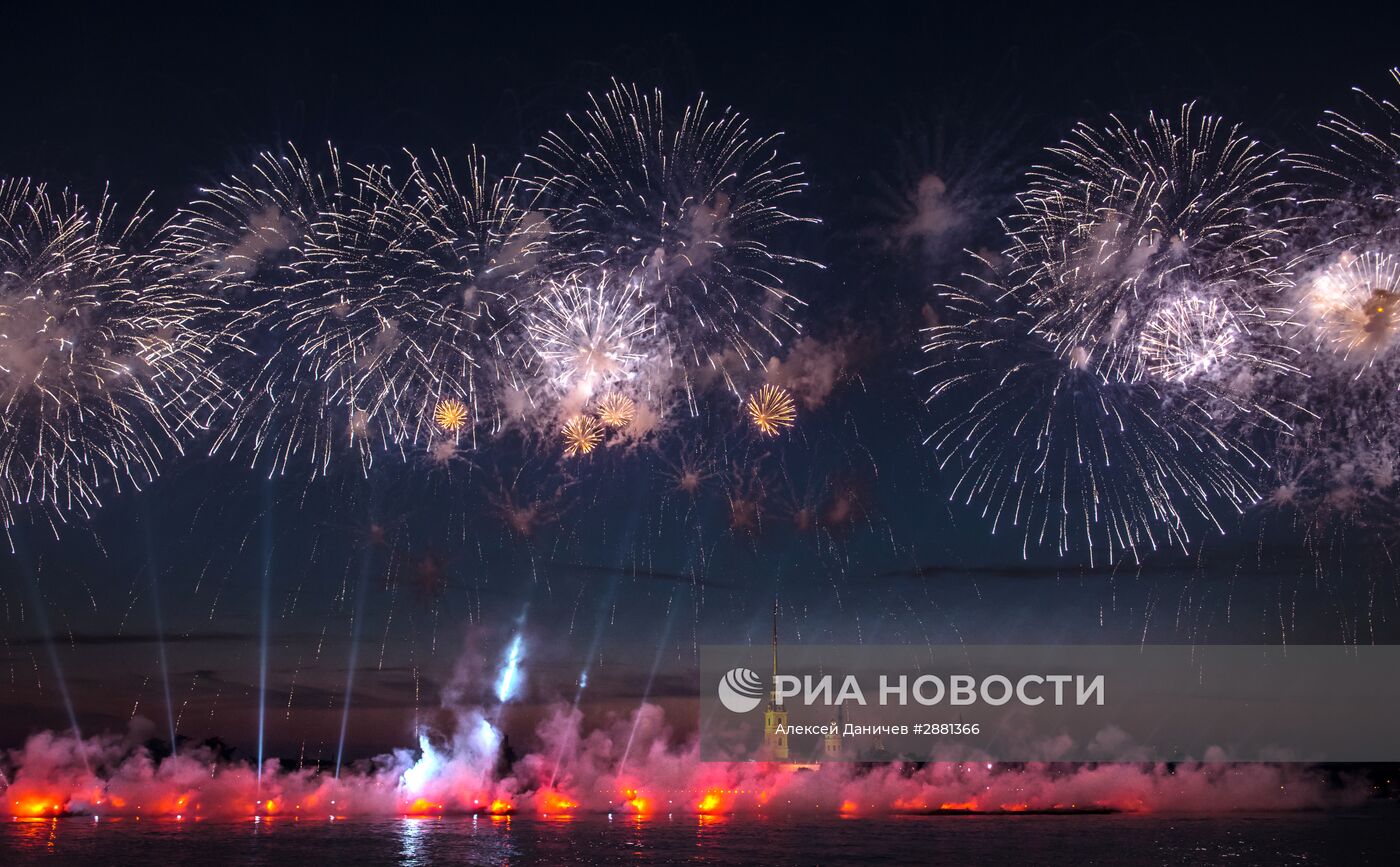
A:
746,384,797,436
561,414,605,457
433,398,470,432
595,393,636,429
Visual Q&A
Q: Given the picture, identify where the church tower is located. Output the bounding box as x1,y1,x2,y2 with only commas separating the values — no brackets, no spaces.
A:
762,599,789,760
823,702,846,759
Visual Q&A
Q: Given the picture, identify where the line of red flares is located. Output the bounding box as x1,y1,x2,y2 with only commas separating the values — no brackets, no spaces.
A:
2,703,1366,823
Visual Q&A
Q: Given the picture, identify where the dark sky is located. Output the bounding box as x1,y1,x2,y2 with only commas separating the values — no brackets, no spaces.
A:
2,4,1396,760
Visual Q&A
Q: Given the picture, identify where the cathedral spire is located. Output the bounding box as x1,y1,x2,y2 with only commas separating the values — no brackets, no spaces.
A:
769,598,781,709
763,598,789,760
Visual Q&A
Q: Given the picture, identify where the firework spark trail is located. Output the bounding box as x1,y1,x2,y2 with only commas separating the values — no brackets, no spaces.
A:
1290,67,1400,245
0,179,221,544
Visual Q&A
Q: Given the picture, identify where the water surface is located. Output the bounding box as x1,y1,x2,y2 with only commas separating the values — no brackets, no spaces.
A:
3,810,1396,865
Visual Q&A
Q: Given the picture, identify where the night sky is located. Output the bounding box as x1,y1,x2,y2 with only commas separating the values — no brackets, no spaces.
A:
2,5,1396,762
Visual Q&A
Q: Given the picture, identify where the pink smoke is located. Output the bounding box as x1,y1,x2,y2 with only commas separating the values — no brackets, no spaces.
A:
1,703,1366,820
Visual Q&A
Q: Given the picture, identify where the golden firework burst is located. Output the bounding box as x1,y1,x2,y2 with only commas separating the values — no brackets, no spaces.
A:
746,384,797,436
433,398,470,432
561,414,605,457
1304,252,1400,359
595,393,637,429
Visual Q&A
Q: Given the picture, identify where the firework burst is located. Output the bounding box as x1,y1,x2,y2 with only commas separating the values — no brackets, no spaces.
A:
434,398,470,433
1007,105,1294,390
0,179,220,540
288,148,556,456
527,81,819,371
1294,250,1400,365
560,414,604,457
158,145,368,476
1137,295,1246,384
1262,290,1400,530
746,384,797,436
920,259,1266,564
387,148,556,436
662,445,716,497
595,393,636,429
164,143,555,473
524,273,655,397
1260,71,1400,532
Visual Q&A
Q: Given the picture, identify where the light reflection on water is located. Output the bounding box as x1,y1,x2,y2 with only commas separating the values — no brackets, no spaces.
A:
398,815,426,865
